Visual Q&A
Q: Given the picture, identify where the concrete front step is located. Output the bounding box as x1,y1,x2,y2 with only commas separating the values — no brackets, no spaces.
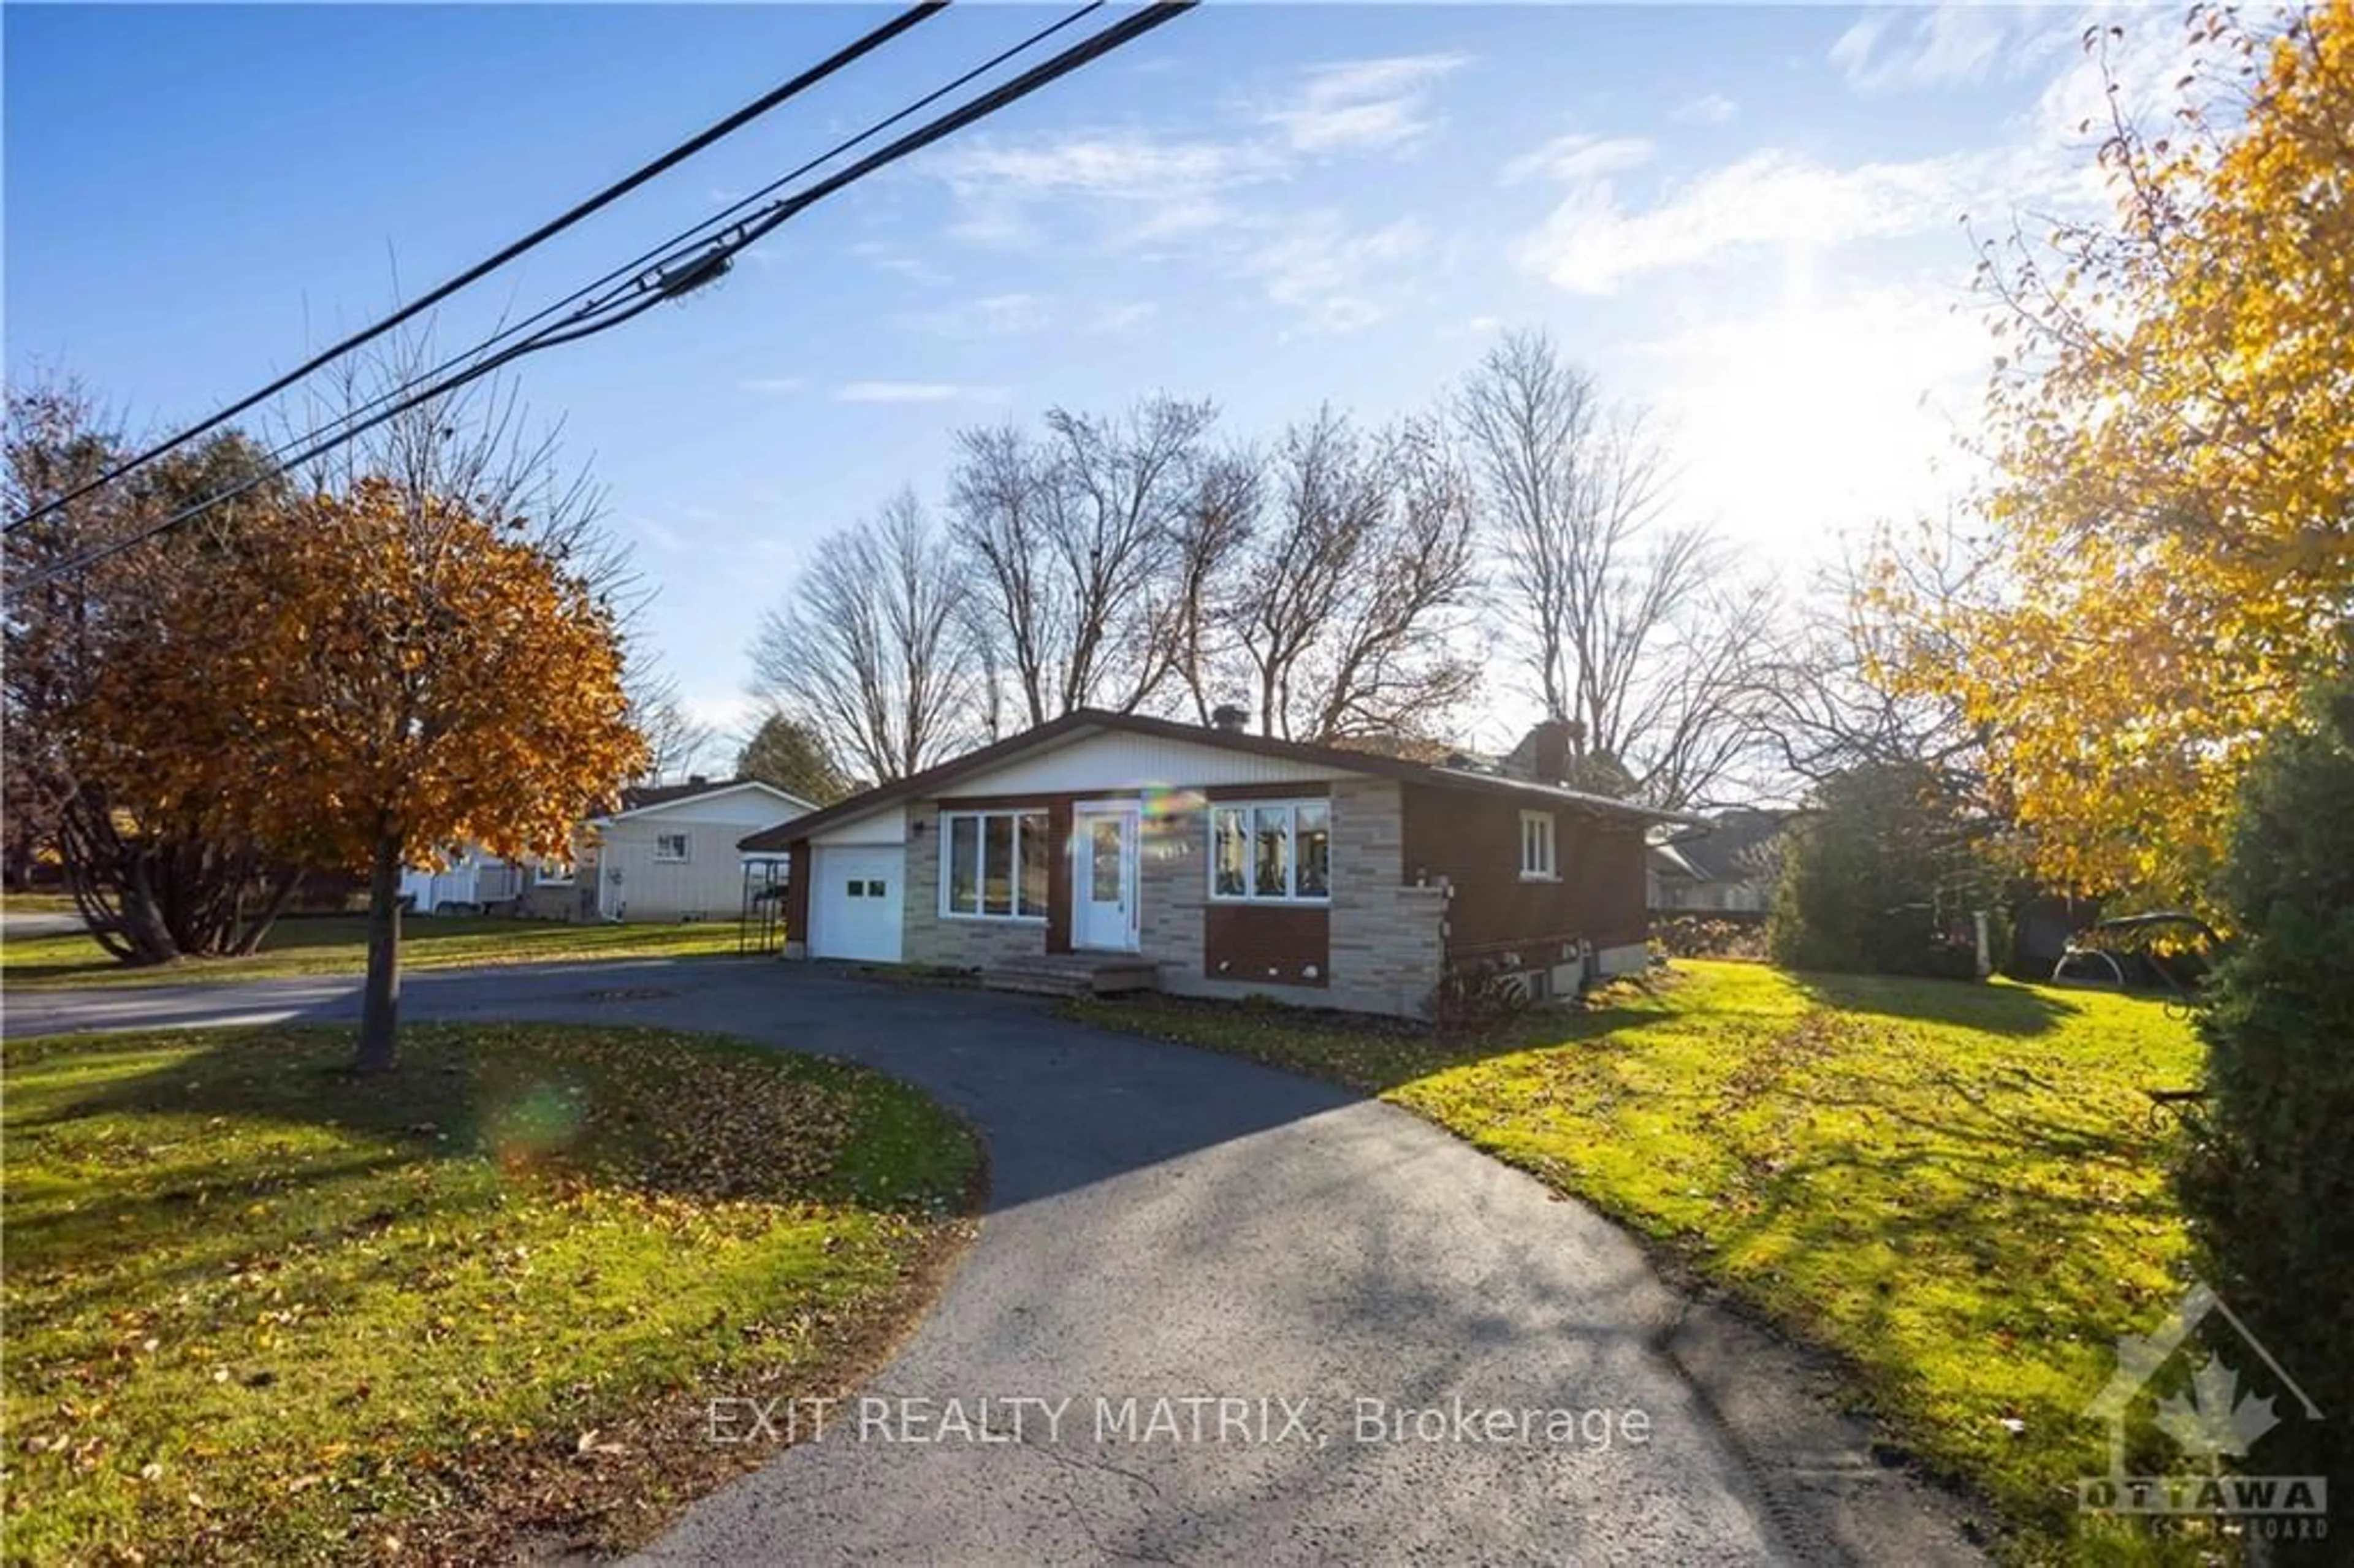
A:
981,957,1160,997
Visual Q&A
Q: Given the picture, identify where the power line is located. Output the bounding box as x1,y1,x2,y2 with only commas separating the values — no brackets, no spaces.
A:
7,1,948,535
6,1,1195,599
214,1,1110,523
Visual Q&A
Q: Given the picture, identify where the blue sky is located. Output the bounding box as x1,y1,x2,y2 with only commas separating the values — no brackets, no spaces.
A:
6,3,2176,752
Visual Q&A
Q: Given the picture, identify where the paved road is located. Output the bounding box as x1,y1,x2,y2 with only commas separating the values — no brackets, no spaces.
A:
4,961,1985,1566
1,910,85,938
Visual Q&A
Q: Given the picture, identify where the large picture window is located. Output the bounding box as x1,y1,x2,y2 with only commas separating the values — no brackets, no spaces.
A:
942,809,1049,919
1211,800,1330,902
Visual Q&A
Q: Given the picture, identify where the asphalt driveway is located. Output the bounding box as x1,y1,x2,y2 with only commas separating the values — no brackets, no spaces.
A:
2,959,1986,1566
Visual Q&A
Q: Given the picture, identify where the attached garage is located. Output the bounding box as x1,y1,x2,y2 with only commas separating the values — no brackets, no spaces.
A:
809,845,905,962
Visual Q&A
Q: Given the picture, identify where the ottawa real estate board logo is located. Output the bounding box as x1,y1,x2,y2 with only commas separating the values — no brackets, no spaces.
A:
2081,1281,2326,1539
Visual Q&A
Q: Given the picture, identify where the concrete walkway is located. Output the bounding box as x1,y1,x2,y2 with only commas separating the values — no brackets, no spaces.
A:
4,959,1987,1566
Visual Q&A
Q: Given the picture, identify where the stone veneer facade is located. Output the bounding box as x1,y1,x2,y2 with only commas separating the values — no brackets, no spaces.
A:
891,778,1447,1018
899,801,1054,971
1320,778,1450,1017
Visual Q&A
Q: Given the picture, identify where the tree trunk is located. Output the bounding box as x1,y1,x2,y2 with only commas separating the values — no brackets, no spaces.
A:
230,869,303,957
356,834,404,1072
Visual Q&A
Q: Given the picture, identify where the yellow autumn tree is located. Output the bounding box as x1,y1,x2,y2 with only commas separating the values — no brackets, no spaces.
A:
1876,2,2354,911
102,474,644,1068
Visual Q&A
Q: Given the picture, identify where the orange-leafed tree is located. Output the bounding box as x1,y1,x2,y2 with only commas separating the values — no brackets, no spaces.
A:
1873,3,2354,913
6,386,310,962
109,473,644,1069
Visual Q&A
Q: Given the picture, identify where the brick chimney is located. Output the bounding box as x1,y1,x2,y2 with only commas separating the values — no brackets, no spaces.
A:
1528,718,1575,783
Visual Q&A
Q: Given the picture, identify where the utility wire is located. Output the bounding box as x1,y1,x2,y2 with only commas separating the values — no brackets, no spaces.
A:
7,2,1194,599
7,1,948,534
215,0,1109,520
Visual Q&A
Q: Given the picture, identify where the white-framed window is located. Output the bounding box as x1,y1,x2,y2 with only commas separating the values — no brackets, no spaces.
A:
1519,810,1557,881
1210,799,1331,903
654,832,691,863
941,808,1049,920
536,858,576,887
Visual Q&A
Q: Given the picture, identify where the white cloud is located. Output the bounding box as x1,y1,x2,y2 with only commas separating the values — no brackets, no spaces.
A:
1262,52,1472,154
1513,4,2214,300
1088,301,1160,333
847,240,951,286
934,134,1277,204
1245,214,1432,332
931,131,1281,249
1670,93,1739,126
894,293,1054,338
1516,148,1984,295
925,54,1477,329
737,376,806,395
1501,132,1655,186
832,381,1006,405
1831,4,2035,93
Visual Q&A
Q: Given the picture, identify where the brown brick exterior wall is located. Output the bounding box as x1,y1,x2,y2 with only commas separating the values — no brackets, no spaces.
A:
1400,783,1649,959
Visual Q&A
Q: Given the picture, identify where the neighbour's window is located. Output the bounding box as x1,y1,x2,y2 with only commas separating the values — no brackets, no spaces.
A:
1520,810,1556,880
1211,800,1330,902
655,832,691,863
941,809,1049,919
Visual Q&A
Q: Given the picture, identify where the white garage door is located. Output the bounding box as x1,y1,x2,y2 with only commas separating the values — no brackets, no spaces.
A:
810,846,905,962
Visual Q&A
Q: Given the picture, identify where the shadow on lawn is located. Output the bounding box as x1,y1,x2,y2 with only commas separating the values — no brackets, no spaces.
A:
1068,992,1663,1097
1792,969,2081,1038
9,1022,915,1212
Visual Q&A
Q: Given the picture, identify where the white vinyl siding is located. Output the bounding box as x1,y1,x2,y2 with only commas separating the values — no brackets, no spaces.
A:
591,786,810,921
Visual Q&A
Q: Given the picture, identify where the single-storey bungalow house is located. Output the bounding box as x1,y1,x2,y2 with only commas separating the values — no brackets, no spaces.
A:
738,709,1682,1018
1647,809,1792,915
571,777,815,923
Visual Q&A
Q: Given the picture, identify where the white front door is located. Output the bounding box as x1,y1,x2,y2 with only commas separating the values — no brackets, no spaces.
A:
1072,806,1140,951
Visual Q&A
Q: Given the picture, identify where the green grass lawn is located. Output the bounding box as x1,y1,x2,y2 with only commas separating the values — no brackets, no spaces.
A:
1,1023,981,1564
0,892,82,915
2,914,749,989
1071,961,2203,1564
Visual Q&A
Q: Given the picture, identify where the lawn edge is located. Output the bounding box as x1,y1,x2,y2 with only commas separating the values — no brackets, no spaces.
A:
1059,984,2013,1567
420,1100,993,1564
2,1020,994,1566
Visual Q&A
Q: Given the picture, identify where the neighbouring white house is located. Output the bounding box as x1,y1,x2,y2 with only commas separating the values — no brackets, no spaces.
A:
398,847,528,914
581,777,815,923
